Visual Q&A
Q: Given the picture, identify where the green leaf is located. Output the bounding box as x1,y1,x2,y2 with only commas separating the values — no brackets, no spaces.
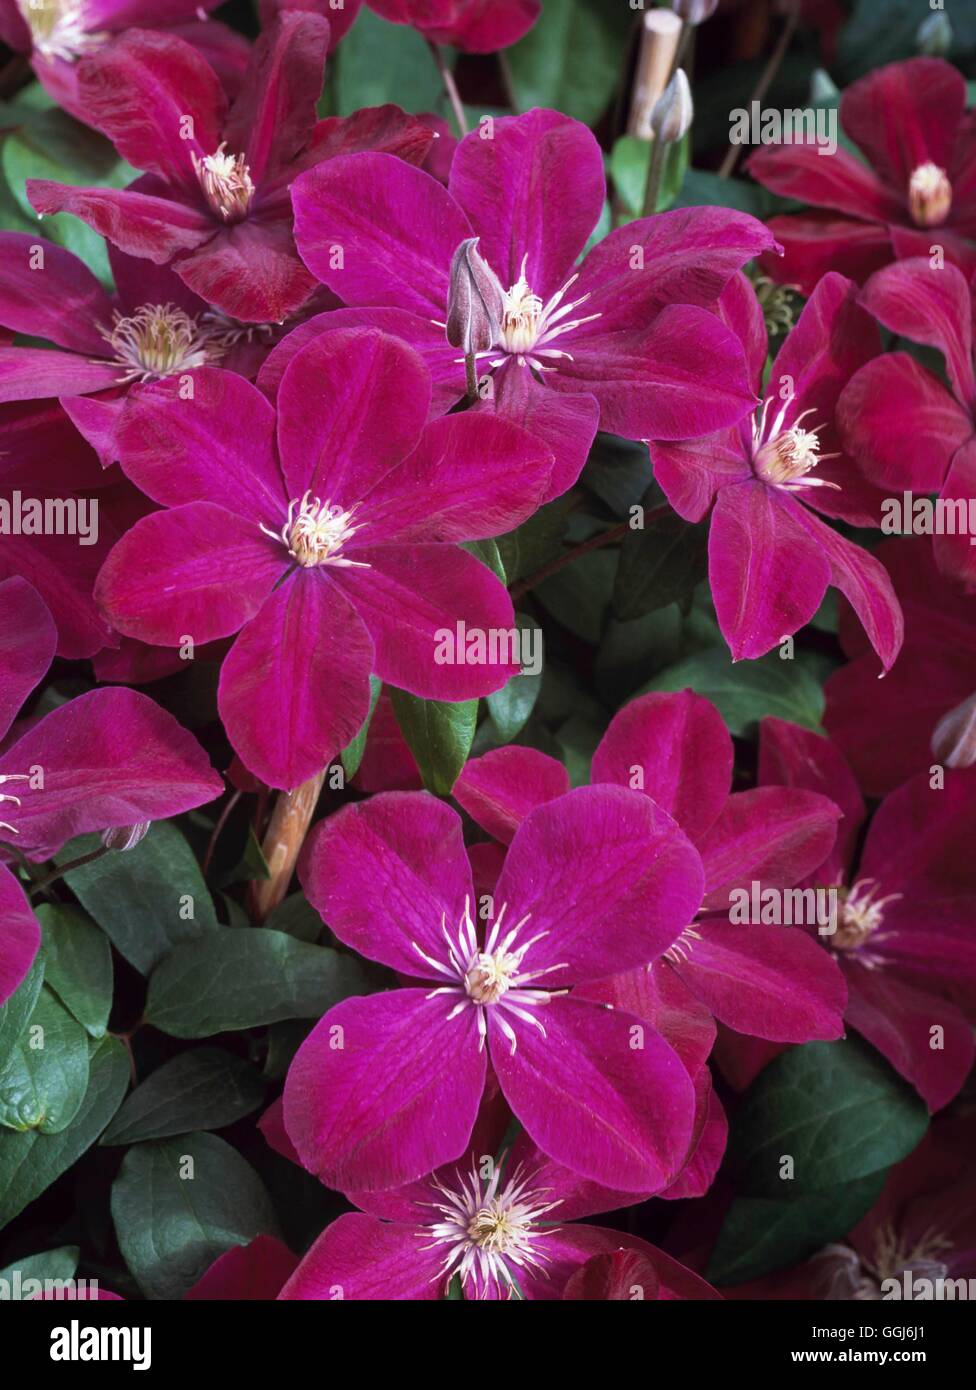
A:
485,615,543,741
0,1036,128,1230
463,537,507,584
641,646,825,735
707,1171,887,1286
335,8,445,118
264,892,322,943
101,1048,266,1146
34,904,112,1038
341,674,381,780
505,0,631,126
2,106,137,284
613,509,709,619
0,988,90,1134
496,495,573,584
536,548,616,643
59,823,218,975
0,950,44,1074
389,689,478,795
673,167,770,217
144,928,380,1038
0,1245,80,1290
111,1133,278,1300
729,1037,929,1198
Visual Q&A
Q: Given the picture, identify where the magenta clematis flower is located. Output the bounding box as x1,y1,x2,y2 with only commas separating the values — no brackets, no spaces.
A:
0,575,222,1007
282,782,705,1194
278,1140,718,1301
0,1,249,119
650,271,902,669
824,539,976,797
365,0,540,52
748,58,976,295
284,108,778,495
759,718,976,1111
454,689,848,1048
837,258,976,589
95,327,552,790
28,16,433,323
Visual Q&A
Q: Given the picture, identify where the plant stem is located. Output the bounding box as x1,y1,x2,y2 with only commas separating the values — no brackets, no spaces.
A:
642,135,668,217
248,772,327,924
510,505,670,603
30,843,113,896
428,41,468,136
202,788,243,879
718,0,800,179
465,351,479,400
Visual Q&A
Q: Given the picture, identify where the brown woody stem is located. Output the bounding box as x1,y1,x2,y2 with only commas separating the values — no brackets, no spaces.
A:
249,771,327,924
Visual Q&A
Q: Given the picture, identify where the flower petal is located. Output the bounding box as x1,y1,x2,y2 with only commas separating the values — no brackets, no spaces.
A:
28,180,214,264
448,109,604,298
859,258,975,407
0,864,40,1008
453,747,569,845
276,327,430,503
279,1213,442,1301
493,783,704,982
218,571,374,790
0,687,222,855
0,576,56,742
283,989,486,1192
840,56,965,193
490,994,696,1193
95,503,285,646
291,151,471,316
591,690,733,844
0,232,112,353
300,790,475,979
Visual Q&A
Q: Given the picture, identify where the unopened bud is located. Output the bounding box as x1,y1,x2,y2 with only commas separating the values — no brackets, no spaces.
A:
809,68,839,105
101,821,151,852
916,12,952,57
446,237,503,355
649,68,693,145
671,0,719,24
931,693,976,770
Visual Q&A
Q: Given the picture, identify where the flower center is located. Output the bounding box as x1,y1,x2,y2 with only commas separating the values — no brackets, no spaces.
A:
752,401,840,492
411,898,568,1054
0,773,30,838
452,250,601,373
260,493,369,570
908,163,952,227
422,1160,560,1299
192,143,255,222
829,878,902,954
99,304,217,384
17,0,99,61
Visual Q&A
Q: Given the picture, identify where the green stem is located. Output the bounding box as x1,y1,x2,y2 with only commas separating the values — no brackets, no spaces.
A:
642,135,668,217
30,843,113,897
428,41,468,137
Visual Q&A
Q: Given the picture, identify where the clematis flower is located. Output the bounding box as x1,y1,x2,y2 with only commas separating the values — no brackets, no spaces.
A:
748,58,976,295
28,17,433,322
365,0,540,52
282,781,705,1194
837,257,976,588
0,575,222,1007
0,1,249,119
278,1140,719,1301
95,327,552,790
454,689,848,1049
824,539,976,797
650,271,902,669
759,718,976,1111
284,107,779,495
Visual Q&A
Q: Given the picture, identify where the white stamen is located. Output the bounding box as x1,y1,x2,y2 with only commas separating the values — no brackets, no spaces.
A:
260,493,370,570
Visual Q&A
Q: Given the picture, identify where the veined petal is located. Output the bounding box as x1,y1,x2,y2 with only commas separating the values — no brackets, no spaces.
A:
283,990,486,1192
0,576,57,742
218,571,374,791
0,864,40,1008
453,747,569,845
299,791,475,979
0,232,112,353
279,1214,442,1301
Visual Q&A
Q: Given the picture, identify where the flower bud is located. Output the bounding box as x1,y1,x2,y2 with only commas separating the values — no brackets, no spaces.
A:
446,237,504,354
670,0,719,24
931,694,976,769
916,12,952,57
101,821,151,852
649,68,693,145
